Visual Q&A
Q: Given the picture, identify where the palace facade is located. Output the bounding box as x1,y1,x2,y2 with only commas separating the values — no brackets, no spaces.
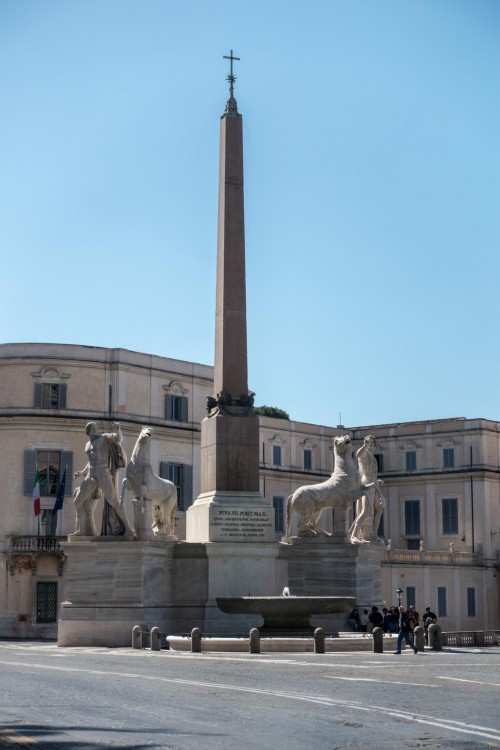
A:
1,343,498,638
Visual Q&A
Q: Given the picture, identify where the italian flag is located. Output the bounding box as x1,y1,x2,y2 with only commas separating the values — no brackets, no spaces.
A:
33,469,41,516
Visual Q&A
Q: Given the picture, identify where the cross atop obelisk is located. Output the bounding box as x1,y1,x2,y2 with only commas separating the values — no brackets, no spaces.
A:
223,49,240,116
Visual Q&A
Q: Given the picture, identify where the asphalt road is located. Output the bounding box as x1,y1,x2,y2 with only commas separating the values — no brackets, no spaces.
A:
0,641,499,750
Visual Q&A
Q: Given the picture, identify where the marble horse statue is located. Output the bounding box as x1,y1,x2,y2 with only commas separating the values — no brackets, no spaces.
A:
285,435,370,540
121,426,178,540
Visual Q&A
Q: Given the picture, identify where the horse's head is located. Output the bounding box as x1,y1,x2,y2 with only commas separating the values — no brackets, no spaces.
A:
139,426,153,443
333,435,352,456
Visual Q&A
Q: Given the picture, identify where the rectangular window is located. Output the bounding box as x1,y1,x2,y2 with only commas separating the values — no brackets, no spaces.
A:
442,498,458,535
405,451,417,472
443,448,455,469
407,539,420,550
406,586,416,608
160,462,193,511
272,445,282,467
404,499,420,536
466,587,476,617
374,453,384,473
34,383,67,409
24,450,73,497
303,449,312,470
272,496,285,534
36,582,58,623
437,587,447,617
41,510,58,537
37,451,62,497
165,395,188,422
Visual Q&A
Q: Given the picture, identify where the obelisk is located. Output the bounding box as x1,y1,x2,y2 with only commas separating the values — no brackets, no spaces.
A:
187,52,274,544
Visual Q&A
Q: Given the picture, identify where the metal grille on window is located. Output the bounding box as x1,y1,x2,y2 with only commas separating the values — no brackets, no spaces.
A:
36,582,58,623
273,496,284,534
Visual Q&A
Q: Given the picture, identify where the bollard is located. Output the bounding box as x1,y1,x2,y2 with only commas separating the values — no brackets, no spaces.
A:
191,627,202,653
249,628,260,654
372,626,383,653
414,625,425,652
314,627,325,654
150,626,161,651
132,625,142,649
428,623,442,651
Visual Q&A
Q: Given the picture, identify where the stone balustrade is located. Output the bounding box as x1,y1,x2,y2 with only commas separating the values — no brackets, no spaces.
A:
441,630,499,647
383,548,481,565
8,535,65,552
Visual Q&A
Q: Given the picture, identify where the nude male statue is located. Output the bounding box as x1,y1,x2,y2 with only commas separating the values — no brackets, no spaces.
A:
350,435,385,544
70,421,136,538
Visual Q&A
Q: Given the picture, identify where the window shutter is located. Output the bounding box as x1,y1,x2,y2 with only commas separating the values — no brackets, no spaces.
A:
24,450,37,495
58,383,67,409
165,396,173,420
182,464,193,511
159,461,170,479
181,397,189,422
61,451,73,495
34,383,43,408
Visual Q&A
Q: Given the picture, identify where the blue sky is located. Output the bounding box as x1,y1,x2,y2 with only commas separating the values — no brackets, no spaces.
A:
1,1,499,427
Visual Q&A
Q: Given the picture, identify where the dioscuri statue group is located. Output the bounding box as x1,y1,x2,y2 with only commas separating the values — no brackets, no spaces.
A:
284,434,385,544
70,422,177,542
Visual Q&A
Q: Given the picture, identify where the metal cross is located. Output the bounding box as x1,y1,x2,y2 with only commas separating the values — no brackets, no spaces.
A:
223,49,240,97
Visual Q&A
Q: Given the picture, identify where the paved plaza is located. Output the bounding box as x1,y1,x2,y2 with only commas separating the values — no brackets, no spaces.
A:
0,640,499,749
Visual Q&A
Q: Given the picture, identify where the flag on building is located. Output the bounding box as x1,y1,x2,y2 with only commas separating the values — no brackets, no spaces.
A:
53,468,66,514
33,469,41,516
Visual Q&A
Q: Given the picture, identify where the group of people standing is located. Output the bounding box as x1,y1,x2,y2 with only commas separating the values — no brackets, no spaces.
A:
348,604,437,653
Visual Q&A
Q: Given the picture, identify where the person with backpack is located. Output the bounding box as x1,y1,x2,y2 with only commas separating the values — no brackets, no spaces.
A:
394,605,418,654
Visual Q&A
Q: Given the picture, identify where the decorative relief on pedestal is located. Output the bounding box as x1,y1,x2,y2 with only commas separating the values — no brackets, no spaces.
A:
206,389,255,417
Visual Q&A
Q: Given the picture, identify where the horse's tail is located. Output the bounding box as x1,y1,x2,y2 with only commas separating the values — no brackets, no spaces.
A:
286,494,294,538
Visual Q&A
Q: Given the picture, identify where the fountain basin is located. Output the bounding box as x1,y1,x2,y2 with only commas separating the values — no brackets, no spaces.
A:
216,596,355,635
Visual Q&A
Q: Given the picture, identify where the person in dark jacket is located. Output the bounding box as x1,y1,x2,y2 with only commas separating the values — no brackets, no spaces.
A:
369,605,384,630
394,605,418,654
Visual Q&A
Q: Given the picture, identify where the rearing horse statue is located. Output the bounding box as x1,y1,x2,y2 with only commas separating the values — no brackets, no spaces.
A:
121,426,178,540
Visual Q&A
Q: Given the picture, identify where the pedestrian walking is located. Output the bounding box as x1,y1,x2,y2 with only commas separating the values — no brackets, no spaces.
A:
394,605,418,654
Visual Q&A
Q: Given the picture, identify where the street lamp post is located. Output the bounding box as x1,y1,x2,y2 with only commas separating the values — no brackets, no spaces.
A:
396,587,403,607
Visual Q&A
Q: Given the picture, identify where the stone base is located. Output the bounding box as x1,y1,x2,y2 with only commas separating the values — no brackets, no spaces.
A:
57,536,289,644
57,538,179,647
186,491,275,543
285,539,385,632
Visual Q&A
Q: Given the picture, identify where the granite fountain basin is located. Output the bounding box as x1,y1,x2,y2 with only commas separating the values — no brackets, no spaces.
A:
216,596,356,634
